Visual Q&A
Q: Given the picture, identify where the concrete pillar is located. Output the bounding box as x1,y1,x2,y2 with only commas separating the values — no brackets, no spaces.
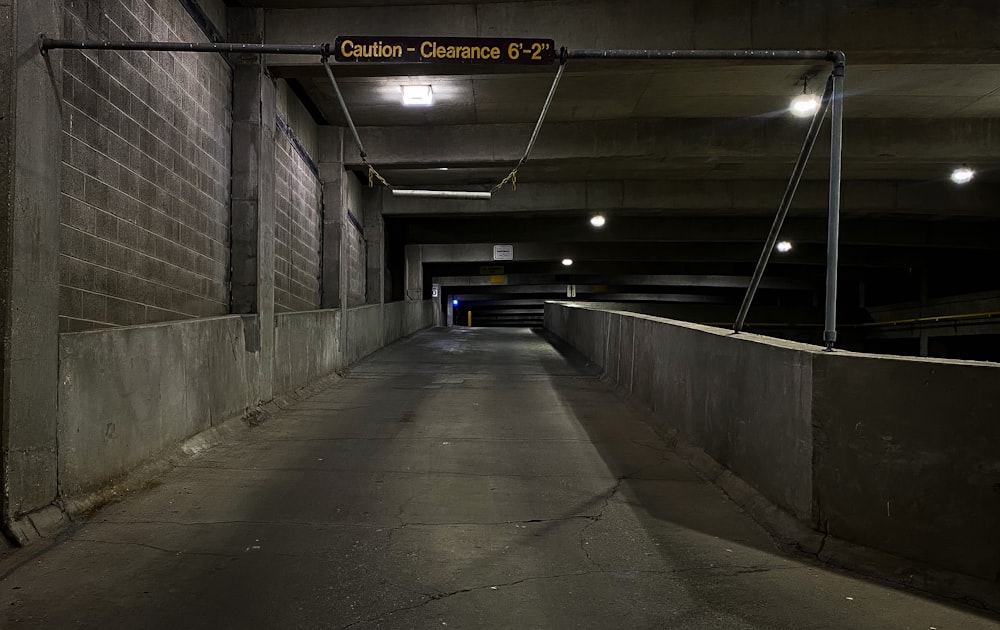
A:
404,244,423,301
229,9,275,398
0,0,62,542
318,127,347,310
363,188,385,305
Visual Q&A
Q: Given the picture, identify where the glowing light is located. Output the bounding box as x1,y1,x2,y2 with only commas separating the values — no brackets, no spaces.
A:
402,85,433,106
590,214,606,228
452,299,459,306
776,241,793,253
561,258,574,266
950,166,975,185
790,93,820,118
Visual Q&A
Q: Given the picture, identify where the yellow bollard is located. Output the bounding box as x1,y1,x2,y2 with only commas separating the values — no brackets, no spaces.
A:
467,311,472,327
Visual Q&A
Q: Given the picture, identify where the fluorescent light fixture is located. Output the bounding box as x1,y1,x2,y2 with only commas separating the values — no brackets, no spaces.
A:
790,93,820,118
590,214,606,228
561,258,574,266
776,241,793,253
950,166,975,184
401,84,433,106
392,189,491,200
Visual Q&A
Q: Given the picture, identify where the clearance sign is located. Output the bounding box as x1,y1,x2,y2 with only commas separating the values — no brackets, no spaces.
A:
334,36,557,65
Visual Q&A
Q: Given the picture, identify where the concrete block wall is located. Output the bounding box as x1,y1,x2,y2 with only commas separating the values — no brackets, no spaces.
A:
273,123,322,312
545,301,1000,584
59,0,231,331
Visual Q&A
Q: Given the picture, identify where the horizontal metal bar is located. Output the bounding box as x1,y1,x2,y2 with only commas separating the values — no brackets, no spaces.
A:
40,36,327,56
392,189,492,200
567,49,838,61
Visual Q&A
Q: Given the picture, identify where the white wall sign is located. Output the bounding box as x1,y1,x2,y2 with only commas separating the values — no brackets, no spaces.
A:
492,244,514,261
431,284,440,298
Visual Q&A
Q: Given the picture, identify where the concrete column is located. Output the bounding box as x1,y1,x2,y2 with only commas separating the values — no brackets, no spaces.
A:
318,127,346,310
0,0,62,542
229,9,275,399
317,127,354,358
363,187,385,305
404,244,423,301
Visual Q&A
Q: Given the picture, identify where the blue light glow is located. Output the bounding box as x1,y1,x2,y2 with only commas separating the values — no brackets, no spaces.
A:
452,299,459,306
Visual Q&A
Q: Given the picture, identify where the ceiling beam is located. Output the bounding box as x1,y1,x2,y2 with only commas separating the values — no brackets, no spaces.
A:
262,1,1000,66
410,242,999,268
431,274,812,290
342,118,1000,175
378,181,1000,220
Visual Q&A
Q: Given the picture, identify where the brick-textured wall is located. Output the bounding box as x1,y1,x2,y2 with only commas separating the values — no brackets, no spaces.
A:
59,0,231,331
346,216,367,307
274,124,322,312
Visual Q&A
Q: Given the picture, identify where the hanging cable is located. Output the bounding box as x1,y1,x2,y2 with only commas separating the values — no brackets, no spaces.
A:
493,52,567,193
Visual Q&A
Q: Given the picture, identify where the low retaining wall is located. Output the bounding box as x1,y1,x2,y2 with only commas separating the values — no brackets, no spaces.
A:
345,300,436,365
274,309,343,394
58,301,435,499
545,301,1000,584
59,316,264,497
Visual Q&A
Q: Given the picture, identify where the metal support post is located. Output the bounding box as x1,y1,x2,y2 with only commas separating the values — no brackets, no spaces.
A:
824,53,846,350
734,74,834,333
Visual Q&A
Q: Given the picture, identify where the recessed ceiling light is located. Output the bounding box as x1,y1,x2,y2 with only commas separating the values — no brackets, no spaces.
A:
561,258,574,266
590,214,606,228
950,166,975,184
789,93,819,118
776,241,793,253
402,84,433,106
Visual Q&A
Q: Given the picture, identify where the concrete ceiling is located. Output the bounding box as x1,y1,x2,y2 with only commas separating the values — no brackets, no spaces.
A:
234,0,1000,323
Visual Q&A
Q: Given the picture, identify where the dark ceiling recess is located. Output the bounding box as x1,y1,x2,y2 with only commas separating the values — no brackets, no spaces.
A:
239,0,1000,359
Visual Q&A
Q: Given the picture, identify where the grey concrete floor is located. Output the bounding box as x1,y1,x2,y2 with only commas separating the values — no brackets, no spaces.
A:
1,327,998,629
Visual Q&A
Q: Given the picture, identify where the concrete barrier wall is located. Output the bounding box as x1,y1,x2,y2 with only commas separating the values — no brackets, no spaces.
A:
345,301,437,365
547,303,815,520
345,304,384,366
274,309,342,393
59,301,435,499
812,354,1000,581
546,302,1000,582
58,316,264,496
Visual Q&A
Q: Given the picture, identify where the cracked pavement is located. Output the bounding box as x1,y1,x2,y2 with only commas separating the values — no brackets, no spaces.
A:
1,328,998,628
